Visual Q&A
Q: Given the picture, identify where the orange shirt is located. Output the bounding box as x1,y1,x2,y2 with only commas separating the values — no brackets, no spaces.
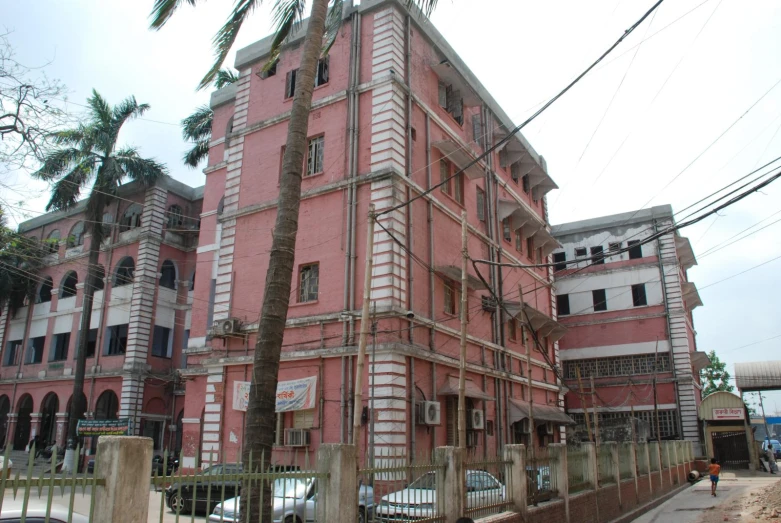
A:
709,464,721,476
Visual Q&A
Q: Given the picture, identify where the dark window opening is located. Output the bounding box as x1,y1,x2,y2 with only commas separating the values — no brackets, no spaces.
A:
522,174,530,194
502,219,512,243
4,341,21,367
75,329,98,359
60,272,78,299
476,187,486,222
510,162,521,184
575,247,587,257
105,325,128,356
557,294,570,316
526,237,534,259
38,277,53,303
160,260,176,290
119,204,143,232
93,266,105,291
553,252,567,272
114,257,135,286
444,281,458,316
628,240,643,259
50,333,70,361
315,57,329,87
438,81,463,125
507,319,517,341
285,69,297,99
25,337,45,364
67,222,85,248
258,60,277,79
45,230,60,254
299,263,319,303
151,326,172,358
608,242,621,255
632,283,648,307
166,205,184,229
590,246,605,265
592,289,607,312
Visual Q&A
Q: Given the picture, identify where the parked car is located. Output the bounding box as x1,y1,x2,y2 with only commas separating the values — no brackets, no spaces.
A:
209,479,375,523
374,470,504,522
166,463,243,515
0,500,89,522
762,439,781,459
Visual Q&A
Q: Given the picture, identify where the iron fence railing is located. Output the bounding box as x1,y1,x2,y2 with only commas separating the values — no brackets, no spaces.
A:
360,451,445,523
463,454,514,519
566,446,590,493
525,446,557,506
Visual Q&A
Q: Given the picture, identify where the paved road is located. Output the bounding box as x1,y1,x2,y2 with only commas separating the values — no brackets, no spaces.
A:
630,471,780,523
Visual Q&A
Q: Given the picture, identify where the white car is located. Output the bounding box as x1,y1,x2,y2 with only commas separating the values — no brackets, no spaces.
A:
0,499,89,522
374,470,505,522
210,478,374,523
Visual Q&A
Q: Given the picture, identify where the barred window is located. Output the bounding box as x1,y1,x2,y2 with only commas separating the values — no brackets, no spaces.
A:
570,409,679,440
306,136,325,176
299,263,319,303
564,353,672,379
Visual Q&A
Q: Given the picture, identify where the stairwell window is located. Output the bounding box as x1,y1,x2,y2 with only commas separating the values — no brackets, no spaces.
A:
592,289,607,312
306,136,324,176
553,252,567,272
628,240,643,259
632,283,648,307
557,294,570,316
299,263,319,303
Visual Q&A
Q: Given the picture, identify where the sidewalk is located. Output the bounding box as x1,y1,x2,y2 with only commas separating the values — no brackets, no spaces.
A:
630,471,781,523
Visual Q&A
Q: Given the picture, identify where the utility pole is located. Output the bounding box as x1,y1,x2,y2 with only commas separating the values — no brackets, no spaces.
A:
759,392,771,442
368,303,377,468
653,339,661,441
352,205,376,446
576,367,593,443
590,375,600,447
524,316,538,505
458,210,468,450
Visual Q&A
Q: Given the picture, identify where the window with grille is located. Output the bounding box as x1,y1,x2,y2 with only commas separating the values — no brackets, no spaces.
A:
472,114,482,146
299,263,319,303
570,409,679,439
592,289,607,311
502,219,512,243
557,294,570,316
575,247,587,257
306,136,324,176
608,242,621,256
553,252,566,272
515,231,522,252
438,82,464,125
632,283,647,306
627,240,642,259
564,353,672,379
590,246,605,265
476,187,486,221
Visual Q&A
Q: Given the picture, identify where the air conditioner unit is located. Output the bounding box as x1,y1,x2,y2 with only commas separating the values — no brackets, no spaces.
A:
284,429,311,447
417,401,441,426
466,431,479,448
468,409,485,430
213,318,241,337
544,422,555,435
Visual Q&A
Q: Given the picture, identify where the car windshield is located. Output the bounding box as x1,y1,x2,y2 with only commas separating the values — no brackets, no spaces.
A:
273,478,310,499
767,440,780,447
407,473,436,490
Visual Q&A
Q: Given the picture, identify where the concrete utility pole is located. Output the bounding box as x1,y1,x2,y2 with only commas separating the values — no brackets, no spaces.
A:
458,210,468,450
653,338,661,441
352,205,375,446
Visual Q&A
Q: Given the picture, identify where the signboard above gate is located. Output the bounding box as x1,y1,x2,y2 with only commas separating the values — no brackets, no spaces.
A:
76,418,132,437
712,408,744,420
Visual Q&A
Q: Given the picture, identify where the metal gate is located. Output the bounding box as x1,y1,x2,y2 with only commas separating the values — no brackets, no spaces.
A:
712,431,750,470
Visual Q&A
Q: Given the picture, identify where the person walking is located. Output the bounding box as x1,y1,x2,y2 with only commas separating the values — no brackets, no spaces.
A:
766,444,778,474
709,458,721,497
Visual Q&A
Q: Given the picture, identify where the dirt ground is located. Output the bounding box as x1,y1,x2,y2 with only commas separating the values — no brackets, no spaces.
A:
698,475,781,523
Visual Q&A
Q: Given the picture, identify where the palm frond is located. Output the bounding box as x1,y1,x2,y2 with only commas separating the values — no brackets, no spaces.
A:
32,147,89,181
406,0,439,16
322,0,345,56
198,0,260,90
45,159,96,212
181,105,213,142
268,0,307,64
183,140,211,168
112,148,168,187
86,89,113,129
53,126,88,147
149,0,201,29
110,96,150,144
215,69,240,89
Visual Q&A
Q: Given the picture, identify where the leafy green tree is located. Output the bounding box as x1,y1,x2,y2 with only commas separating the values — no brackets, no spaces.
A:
33,90,166,471
0,206,47,316
700,350,734,398
151,1,439,519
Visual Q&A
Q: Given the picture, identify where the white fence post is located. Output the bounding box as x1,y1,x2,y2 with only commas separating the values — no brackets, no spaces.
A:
503,444,528,518
582,442,597,489
316,444,357,523
623,442,638,502
549,443,569,523
94,436,153,523
435,446,465,523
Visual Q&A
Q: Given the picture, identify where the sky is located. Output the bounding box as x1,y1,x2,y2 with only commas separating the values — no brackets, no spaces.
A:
2,0,781,414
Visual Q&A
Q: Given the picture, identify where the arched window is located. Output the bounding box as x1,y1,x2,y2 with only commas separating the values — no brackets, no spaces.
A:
93,265,105,291
114,257,135,286
119,204,143,232
159,260,176,290
166,205,184,229
95,391,119,420
45,230,60,254
67,222,85,248
60,271,78,298
101,212,114,238
38,277,53,303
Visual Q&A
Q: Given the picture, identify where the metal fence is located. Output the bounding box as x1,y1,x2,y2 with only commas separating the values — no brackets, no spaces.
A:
525,446,557,506
463,454,514,519
566,446,590,493
360,450,444,523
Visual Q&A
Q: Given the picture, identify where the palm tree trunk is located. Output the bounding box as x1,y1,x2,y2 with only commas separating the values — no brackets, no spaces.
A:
240,0,330,520
63,193,105,472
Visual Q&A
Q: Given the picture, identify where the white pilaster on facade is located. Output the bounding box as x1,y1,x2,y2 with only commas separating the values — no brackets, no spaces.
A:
119,375,144,435
202,367,225,465
213,70,251,322
124,186,166,370
370,352,407,476
659,228,699,441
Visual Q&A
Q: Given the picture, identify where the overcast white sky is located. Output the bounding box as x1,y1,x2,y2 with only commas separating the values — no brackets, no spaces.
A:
3,0,781,415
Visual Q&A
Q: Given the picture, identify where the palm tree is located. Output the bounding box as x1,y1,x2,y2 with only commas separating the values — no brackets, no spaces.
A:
181,69,239,168
151,1,439,519
33,90,167,472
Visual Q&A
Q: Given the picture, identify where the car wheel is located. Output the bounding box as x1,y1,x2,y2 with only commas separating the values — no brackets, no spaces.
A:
358,507,367,523
168,493,188,514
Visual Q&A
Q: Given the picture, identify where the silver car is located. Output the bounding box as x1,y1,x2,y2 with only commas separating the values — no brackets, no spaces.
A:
210,478,374,523
0,500,89,523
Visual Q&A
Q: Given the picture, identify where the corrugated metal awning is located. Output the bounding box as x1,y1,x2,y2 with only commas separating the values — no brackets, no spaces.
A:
437,375,494,401
508,399,575,425
735,361,781,391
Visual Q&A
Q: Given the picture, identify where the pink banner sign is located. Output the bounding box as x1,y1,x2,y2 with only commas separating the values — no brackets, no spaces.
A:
712,407,744,420
233,376,317,412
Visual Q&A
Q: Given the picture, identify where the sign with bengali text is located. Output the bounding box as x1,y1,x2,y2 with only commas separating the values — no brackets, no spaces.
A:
712,408,744,420
233,376,317,413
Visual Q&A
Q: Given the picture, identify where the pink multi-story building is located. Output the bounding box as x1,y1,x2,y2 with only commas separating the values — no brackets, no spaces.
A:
0,177,201,456
551,206,708,450
181,0,566,468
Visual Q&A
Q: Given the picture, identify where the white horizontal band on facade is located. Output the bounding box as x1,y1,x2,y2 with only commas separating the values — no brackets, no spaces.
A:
557,340,672,361
566,403,677,413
